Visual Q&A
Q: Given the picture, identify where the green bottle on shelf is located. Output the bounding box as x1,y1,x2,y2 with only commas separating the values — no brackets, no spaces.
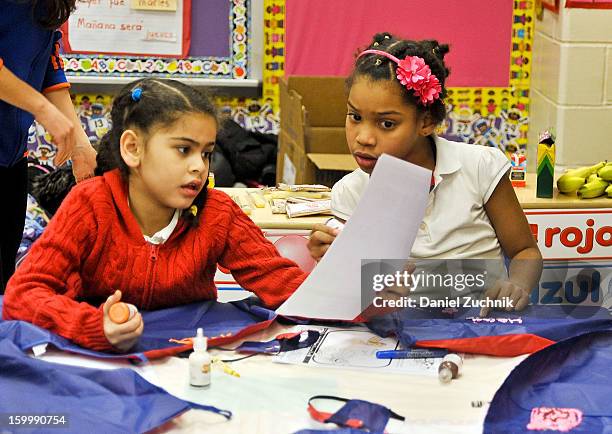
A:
536,130,555,198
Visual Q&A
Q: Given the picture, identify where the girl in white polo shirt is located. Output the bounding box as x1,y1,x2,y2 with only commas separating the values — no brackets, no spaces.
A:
307,33,542,313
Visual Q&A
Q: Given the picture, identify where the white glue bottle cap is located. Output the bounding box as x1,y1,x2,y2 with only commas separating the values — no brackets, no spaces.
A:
438,353,463,383
193,328,207,352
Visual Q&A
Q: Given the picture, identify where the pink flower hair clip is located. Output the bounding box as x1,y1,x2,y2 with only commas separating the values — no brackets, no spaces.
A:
357,49,442,105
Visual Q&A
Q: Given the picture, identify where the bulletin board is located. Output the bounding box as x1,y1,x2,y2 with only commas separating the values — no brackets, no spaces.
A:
61,0,250,79
263,0,535,157
285,0,513,87
62,0,191,57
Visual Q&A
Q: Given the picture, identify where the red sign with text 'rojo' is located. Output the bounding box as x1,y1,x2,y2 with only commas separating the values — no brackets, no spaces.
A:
525,209,612,260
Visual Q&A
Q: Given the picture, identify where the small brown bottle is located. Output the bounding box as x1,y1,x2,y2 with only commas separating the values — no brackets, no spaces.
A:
438,354,463,383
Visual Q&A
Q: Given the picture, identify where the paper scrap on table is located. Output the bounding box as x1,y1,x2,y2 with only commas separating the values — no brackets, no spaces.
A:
277,154,431,320
274,326,441,376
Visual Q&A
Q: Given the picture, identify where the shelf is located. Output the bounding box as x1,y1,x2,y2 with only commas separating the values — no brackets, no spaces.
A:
67,75,259,87
67,75,262,97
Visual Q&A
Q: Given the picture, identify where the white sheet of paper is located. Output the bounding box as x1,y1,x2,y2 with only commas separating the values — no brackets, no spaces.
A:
277,154,431,320
273,325,441,376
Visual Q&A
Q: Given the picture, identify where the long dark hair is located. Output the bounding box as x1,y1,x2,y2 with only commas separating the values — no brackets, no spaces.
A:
99,78,219,227
29,0,77,29
347,32,451,125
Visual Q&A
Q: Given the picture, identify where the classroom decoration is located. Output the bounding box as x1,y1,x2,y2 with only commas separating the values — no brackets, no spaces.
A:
484,331,612,433
29,0,533,168
510,152,527,187
61,0,249,79
272,0,534,156
16,195,50,267
262,0,285,112
62,0,191,57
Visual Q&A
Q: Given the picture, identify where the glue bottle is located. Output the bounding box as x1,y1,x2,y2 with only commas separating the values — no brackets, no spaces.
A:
189,328,211,387
438,353,462,383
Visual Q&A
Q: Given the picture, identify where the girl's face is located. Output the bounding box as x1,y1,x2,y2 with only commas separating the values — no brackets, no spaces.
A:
126,113,216,214
345,76,434,174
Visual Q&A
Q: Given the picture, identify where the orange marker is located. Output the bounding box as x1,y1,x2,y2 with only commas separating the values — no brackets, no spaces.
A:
109,302,138,324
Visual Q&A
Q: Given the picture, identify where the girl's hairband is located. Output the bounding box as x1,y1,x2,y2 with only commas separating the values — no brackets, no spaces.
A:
131,87,142,102
357,49,442,105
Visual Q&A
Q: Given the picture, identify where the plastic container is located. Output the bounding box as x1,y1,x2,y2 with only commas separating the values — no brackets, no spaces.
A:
189,328,211,387
438,353,463,383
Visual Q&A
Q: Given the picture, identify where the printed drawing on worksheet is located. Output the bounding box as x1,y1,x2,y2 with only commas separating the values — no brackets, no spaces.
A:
274,326,441,375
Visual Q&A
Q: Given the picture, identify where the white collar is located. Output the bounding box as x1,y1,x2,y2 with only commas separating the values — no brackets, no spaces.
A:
432,135,462,176
143,209,180,245
431,135,462,187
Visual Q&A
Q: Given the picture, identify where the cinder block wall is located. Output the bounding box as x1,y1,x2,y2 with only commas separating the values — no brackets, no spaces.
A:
528,7,612,172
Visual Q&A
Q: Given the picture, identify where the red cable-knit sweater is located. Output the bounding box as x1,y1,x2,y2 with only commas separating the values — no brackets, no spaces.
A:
2,169,306,351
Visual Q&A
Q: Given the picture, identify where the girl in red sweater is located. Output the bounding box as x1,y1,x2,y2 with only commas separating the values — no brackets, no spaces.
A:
3,79,306,352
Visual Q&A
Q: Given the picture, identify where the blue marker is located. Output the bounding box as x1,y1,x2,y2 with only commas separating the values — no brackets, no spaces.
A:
376,348,448,359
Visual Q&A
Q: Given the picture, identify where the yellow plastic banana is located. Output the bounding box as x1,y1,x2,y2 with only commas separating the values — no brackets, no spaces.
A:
577,176,609,199
564,162,606,178
556,175,586,194
597,164,612,181
606,183,612,198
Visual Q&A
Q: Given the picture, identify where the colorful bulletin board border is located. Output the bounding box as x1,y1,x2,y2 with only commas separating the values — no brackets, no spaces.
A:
262,0,285,112
61,0,250,80
261,0,534,156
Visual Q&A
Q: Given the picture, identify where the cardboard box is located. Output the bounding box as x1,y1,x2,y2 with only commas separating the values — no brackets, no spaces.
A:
277,76,358,186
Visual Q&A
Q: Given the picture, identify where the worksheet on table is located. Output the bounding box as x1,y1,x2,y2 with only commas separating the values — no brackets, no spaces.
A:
273,325,442,376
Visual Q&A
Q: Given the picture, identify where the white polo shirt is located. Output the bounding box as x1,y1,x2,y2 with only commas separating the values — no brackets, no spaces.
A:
331,136,511,260
143,209,180,245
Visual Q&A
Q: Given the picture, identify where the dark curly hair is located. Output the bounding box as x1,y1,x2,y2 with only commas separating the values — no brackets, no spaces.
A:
347,32,451,125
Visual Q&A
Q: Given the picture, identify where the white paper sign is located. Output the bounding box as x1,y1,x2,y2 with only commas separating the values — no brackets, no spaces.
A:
277,154,431,320
65,0,186,57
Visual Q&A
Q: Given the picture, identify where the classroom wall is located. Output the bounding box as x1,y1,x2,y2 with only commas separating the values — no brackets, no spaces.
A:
528,7,612,170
